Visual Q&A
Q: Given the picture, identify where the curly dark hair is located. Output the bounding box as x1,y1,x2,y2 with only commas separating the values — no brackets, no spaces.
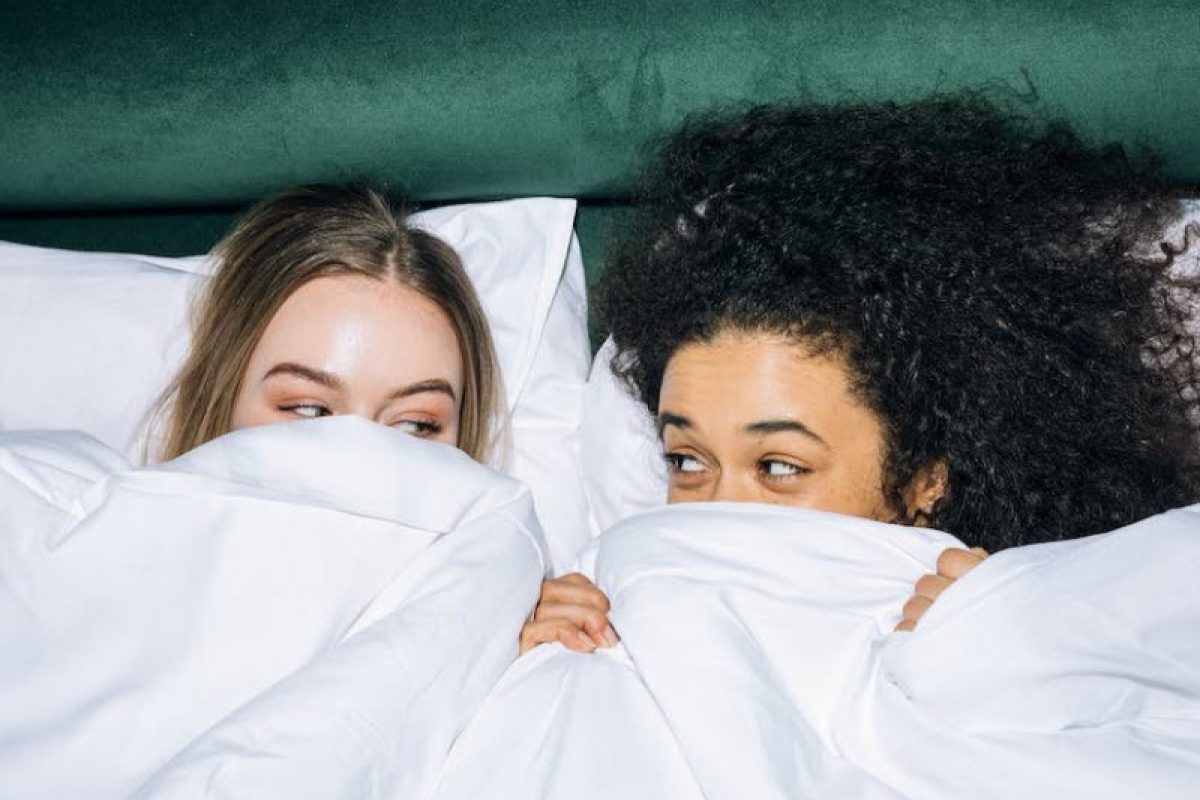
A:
597,94,1200,552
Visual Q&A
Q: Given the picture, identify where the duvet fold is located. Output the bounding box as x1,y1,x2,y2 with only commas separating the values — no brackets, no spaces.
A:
3,421,1198,799
432,503,1200,800
0,418,546,800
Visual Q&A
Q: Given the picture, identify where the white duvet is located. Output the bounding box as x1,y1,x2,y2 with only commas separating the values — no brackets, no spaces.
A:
2,422,1198,799
0,418,546,799
433,504,1200,800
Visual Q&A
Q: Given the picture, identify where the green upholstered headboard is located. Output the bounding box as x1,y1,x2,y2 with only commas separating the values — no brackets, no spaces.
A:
3,0,1198,283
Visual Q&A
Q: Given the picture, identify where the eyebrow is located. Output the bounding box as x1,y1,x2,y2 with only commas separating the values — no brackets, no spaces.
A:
657,411,692,436
263,364,457,402
387,379,457,402
263,362,342,389
745,418,829,448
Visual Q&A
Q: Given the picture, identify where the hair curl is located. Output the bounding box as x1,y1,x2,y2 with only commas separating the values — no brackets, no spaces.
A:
598,94,1200,551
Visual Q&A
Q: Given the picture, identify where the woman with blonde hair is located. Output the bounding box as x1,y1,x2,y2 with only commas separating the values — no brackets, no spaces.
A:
156,182,503,463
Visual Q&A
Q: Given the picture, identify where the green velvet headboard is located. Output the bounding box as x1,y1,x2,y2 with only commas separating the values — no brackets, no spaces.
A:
3,0,1198,283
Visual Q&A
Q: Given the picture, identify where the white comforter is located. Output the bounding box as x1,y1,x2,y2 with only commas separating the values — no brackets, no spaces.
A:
433,504,1200,800
3,421,1198,799
0,418,546,799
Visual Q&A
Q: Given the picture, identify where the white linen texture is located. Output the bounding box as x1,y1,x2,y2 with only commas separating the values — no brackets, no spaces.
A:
434,503,1200,800
2,422,1197,799
0,417,546,799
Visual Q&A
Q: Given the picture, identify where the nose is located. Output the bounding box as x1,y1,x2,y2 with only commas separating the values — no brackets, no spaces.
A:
707,474,758,503
340,396,382,424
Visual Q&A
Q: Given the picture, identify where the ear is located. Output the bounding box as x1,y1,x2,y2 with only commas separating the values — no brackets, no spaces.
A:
904,459,949,526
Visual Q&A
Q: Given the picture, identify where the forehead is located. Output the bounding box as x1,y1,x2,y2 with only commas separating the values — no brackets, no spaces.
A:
659,331,873,437
252,274,463,385
265,274,448,335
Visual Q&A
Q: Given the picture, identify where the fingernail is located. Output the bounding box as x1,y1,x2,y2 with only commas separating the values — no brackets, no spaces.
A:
602,625,620,648
578,632,597,650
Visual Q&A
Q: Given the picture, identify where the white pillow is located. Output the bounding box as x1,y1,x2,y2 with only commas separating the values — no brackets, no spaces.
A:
0,247,201,452
506,233,594,570
0,197,591,567
580,337,667,535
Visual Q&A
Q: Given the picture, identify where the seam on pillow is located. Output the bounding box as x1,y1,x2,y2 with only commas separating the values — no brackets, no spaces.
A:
502,198,577,410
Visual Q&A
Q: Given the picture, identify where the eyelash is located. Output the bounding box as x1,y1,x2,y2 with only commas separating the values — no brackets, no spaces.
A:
759,459,808,481
395,419,442,436
279,406,442,436
663,452,705,475
664,454,810,481
280,403,331,419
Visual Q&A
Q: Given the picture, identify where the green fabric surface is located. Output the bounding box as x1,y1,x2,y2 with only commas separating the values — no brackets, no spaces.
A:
3,0,1199,212
0,210,238,257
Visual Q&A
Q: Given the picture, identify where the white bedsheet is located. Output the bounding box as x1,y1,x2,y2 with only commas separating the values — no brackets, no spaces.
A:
5,423,1198,799
0,418,546,800
433,504,1200,800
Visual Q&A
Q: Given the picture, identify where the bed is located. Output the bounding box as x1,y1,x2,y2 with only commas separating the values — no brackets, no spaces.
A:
3,3,1200,798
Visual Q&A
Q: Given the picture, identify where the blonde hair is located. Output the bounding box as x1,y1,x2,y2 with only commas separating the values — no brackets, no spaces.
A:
156,183,503,463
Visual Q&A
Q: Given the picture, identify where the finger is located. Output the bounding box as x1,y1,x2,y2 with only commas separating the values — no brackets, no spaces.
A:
519,618,563,656
556,572,596,587
894,618,917,633
519,620,561,656
970,546,989,558
532,602,612,641
936,547,986,579
901,594,933,624
539,579,611,613
519,618,598,655
602,624,620,648
913,573,954,602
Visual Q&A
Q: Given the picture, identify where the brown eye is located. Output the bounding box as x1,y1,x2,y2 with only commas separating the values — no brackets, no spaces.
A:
759,459,807,480
664,452,706,474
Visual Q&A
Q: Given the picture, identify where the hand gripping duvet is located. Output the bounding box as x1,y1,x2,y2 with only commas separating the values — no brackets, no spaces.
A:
432,503,1200,800
0,417,546,800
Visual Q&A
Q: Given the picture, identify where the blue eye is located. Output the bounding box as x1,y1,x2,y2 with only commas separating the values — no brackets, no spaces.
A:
281,404,330,419
393,419,442,437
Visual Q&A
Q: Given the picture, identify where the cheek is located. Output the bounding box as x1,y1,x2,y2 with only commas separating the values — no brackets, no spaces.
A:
436,417,461,446
666,485,692,504
807,463,893,520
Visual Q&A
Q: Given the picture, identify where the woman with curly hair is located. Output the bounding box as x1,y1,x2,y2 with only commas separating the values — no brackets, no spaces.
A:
522,94,1200,652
